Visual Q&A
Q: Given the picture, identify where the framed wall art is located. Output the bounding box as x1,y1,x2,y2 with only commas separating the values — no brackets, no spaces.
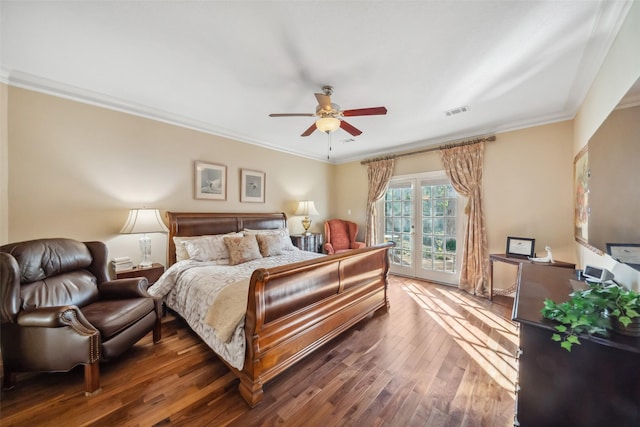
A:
506,236,535,258
194,161,227,200
240,169,265,203
574,145,589,245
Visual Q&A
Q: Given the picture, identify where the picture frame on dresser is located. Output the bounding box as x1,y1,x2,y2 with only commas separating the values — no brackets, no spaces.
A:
240,169,265,203
506,236,535,258
194,161,227,200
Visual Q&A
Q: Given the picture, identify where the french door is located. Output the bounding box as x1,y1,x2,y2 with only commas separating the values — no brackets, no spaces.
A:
381,172,463,285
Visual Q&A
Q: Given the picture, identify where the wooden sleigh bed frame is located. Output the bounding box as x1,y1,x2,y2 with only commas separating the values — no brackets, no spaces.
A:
166,211,393,407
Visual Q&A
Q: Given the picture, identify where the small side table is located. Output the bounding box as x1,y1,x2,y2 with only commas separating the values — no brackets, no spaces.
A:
291,233,324,253
489,254,575,300
115,263,165,286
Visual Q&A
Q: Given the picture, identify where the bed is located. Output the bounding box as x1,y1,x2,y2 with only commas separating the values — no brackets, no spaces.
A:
150,211,393,407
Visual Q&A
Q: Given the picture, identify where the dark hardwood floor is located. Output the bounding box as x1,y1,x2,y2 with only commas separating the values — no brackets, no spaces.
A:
0,275,518,426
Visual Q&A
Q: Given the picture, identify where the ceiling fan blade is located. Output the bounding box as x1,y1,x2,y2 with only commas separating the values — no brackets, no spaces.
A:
315,93,332,111
340,120,363,136
269,113,315,117
301,122,317,137
342,106,388,116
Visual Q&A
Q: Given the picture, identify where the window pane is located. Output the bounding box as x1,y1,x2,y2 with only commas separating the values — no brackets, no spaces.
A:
445,238,456,254
423,218,432,234
445,218,456,235
434,185,446,198
422,199,432,216
422,252,433,270
446,199,456,216
433,218,444,235
444,255,455,272
406,187,414,199
385,202,392,216
434,200,446,216
401,201,410,216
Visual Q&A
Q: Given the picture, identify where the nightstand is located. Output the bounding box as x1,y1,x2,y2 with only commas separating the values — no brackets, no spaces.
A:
114,263,165,286
291,233,324,253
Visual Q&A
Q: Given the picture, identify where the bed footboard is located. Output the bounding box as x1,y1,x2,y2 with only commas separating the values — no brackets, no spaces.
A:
236,242,393,407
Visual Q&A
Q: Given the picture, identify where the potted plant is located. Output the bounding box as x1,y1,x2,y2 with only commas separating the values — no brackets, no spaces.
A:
541,282,640,351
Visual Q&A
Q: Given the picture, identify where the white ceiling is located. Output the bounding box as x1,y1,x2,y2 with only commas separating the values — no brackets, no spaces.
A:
0,1,633,163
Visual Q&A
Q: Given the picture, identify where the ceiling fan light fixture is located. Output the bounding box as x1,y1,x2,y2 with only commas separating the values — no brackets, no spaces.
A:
316,117,341,133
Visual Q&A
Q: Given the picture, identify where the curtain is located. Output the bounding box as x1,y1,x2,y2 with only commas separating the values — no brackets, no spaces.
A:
441,142,489,297
365,158,395,246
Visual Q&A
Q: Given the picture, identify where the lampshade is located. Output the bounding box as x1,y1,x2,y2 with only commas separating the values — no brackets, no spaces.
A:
294,201,320,216
315,117,340,133
295,201,319,236
120,209,169,234
120,208,168,268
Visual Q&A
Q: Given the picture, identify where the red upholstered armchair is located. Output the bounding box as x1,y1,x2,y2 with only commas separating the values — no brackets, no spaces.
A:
323,219,366,254
0,238,162,394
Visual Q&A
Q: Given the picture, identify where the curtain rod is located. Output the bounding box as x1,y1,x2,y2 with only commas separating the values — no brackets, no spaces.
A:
360,135,496,165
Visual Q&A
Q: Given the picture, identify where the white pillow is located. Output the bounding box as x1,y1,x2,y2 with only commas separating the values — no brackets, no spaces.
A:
180,232,243,261
173,236,202,262
243,228,296,251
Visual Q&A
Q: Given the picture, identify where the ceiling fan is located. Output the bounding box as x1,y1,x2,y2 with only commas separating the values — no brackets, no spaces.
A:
269,85,387,137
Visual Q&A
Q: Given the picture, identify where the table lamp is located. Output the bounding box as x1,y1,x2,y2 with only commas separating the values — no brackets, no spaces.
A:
294,200,319,235
120,208,169,268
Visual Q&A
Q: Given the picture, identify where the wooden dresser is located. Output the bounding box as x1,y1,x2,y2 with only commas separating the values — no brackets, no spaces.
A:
512,263,640,426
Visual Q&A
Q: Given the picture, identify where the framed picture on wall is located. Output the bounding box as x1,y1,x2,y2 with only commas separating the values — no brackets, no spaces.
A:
240,169,265,203
194,161,227,200
574,145,589,245
506,236,535,258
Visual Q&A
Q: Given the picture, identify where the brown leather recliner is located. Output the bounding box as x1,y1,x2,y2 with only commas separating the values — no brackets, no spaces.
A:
323,219,366,254
0,238,162,394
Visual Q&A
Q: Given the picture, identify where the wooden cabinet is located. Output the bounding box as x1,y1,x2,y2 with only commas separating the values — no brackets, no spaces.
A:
115,263,165,286
290,233,324,253
513,263,640,426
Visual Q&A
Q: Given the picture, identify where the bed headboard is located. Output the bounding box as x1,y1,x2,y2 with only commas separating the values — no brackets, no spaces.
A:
166,212,288,266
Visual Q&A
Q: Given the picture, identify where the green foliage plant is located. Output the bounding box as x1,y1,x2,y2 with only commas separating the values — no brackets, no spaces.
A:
541,282,640,351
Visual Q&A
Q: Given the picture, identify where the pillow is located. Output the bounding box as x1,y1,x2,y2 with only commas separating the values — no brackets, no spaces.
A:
243,228,296,251
173,236,200,262
177,232,242,262
224,235,263,265
255,233,286,257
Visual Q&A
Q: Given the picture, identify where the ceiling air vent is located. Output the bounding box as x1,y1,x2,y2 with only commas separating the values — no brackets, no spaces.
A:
444,105,470,116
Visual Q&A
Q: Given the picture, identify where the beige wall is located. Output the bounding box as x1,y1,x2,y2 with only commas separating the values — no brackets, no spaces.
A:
1,83,8,244
5,83,575,293
331,2,640,291
3,1,637,289
4,86,333,266
572,0,640,290
484,122,575,260
335,121,575,289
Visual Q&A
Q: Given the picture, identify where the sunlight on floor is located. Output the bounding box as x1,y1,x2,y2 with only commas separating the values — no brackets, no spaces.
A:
402,282,519,394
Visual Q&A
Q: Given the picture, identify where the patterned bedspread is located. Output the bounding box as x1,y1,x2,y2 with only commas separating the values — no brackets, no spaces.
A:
148,249,324,369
